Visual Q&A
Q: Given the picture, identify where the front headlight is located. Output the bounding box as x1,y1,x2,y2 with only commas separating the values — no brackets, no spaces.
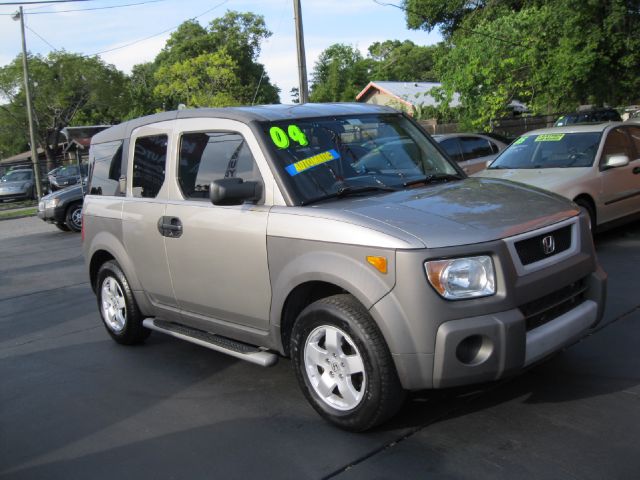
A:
425,255,495,300
45,198,60,209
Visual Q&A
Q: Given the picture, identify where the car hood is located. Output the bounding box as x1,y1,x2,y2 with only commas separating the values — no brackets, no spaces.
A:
475,167,592,193
42,184,84,201
309,177,578,248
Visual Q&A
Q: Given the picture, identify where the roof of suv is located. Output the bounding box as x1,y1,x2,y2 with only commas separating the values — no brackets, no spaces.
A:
522,122,624,136
92,103,399,144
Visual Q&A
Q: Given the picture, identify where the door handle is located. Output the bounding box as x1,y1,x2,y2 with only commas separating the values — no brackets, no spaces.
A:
633,167,640,175
157,216,183,238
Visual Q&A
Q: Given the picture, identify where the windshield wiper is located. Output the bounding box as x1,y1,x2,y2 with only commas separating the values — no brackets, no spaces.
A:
302,185,397,206
403,173,463,187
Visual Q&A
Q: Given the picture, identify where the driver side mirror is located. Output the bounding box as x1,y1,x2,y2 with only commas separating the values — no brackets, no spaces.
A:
210,178,263,206
602,154,629,170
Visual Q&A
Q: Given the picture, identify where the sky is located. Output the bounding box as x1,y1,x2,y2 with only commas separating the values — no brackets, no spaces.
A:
0,0,442,103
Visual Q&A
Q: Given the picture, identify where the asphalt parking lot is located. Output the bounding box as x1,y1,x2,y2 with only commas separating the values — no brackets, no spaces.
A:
1,217,639,479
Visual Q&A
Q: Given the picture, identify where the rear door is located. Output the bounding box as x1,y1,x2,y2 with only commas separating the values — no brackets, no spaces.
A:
121,123,178,309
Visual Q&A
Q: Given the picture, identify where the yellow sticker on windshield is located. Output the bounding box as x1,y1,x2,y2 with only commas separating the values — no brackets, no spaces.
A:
285,149,339,176
535,134,565,142
513,136,528,145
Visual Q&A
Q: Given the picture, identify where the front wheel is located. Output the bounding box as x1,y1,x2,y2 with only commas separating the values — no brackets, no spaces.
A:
291,294,405,431
65,203,83,232
575,198,596,233
96,260,150,345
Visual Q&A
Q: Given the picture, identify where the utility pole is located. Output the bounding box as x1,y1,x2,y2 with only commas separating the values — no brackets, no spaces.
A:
15,6,43,199
293,0,309,104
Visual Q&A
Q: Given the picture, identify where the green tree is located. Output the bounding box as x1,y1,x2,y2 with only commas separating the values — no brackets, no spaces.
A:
309,44,371,102
0,51,129,166
403,0,640,127
148,11,279,111
154,50,242,107
367,40,438,81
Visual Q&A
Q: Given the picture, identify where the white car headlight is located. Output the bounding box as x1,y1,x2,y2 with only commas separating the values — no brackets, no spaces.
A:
45,198,60,209
425,255,496,300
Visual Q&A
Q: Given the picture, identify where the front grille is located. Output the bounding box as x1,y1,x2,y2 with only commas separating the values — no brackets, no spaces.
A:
514,225,572,265
520,277,588,331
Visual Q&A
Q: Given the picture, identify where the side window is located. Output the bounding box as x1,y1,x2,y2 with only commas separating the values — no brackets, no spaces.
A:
628,127,640,158
88,140,123,196
489,141,499,154
601,128,633,164
132,135,167,198
460,136,494,160
178,131,262,200
439,138,463,163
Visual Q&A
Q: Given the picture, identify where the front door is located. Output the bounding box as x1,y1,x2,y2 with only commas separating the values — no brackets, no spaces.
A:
163,120,272,331
598,126,640,223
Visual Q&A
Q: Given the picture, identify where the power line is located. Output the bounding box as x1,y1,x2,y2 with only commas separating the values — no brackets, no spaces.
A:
85,0,229,57
26,24,57,50
0,1,92,5
0,0,165,15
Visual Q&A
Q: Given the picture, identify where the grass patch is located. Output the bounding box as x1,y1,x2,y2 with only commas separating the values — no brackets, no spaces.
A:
0,208,37,219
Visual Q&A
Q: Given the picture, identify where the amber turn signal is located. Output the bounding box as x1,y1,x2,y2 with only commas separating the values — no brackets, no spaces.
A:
366,255,388,274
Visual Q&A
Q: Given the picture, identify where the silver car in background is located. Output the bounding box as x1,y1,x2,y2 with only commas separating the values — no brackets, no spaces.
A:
433,133,508,174
0,169,35,202
476,122,640,230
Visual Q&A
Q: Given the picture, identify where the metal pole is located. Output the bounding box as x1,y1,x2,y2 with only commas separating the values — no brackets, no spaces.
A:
293,0,309,104
17,6,42,199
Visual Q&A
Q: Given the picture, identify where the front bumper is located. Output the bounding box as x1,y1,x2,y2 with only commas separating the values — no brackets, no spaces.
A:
37,202,65,224
369,214,608,391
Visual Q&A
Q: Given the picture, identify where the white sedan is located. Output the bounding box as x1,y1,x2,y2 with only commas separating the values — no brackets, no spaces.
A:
474,122,640,231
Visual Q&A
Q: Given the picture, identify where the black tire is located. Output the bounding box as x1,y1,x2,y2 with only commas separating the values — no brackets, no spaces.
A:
54,223,70,232
291,294,405,431
65,202,83,232
96,260,150,345
575,198,596,233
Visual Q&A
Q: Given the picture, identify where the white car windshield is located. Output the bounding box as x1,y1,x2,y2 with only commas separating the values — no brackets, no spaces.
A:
489,132,601,169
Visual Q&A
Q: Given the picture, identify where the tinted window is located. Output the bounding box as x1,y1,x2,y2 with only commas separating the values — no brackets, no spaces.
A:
439,138,464,163
460,136,494,160
132,135,167,198
601,128,633,163
88,140,123,196
178,132,261,200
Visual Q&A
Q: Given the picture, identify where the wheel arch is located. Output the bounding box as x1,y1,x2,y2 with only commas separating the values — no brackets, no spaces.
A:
573,193,597,226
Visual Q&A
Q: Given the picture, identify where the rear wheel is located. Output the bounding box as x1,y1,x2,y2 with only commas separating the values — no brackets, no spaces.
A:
96,260,150,345
291,294,405,431
65,203,83,232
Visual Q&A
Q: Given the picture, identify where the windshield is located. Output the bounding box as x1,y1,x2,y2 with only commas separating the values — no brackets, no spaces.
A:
489,132,601,169
261,114,459,204
2,171,31,182
57,165,79,177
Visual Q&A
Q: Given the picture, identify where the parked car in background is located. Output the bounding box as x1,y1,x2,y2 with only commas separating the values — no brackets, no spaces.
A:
0,169,35,202
476,122,640,231
433,133,508,174
554,108,621,126
49,164,88,191
37,183,84,232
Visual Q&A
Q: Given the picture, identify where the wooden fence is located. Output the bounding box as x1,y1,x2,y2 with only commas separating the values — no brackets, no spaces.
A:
419,114,558,138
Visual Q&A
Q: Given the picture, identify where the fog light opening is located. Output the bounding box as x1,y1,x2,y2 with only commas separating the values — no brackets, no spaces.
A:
456,335,493,366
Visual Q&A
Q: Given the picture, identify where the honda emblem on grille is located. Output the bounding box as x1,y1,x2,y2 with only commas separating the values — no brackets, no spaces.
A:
542,235,555,255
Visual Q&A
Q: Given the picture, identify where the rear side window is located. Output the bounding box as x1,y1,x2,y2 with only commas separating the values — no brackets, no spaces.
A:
601,128,633,164
132,135,167,198
88,140,123,196
177,132,262,200
439,138,464,163
460,136,494,160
